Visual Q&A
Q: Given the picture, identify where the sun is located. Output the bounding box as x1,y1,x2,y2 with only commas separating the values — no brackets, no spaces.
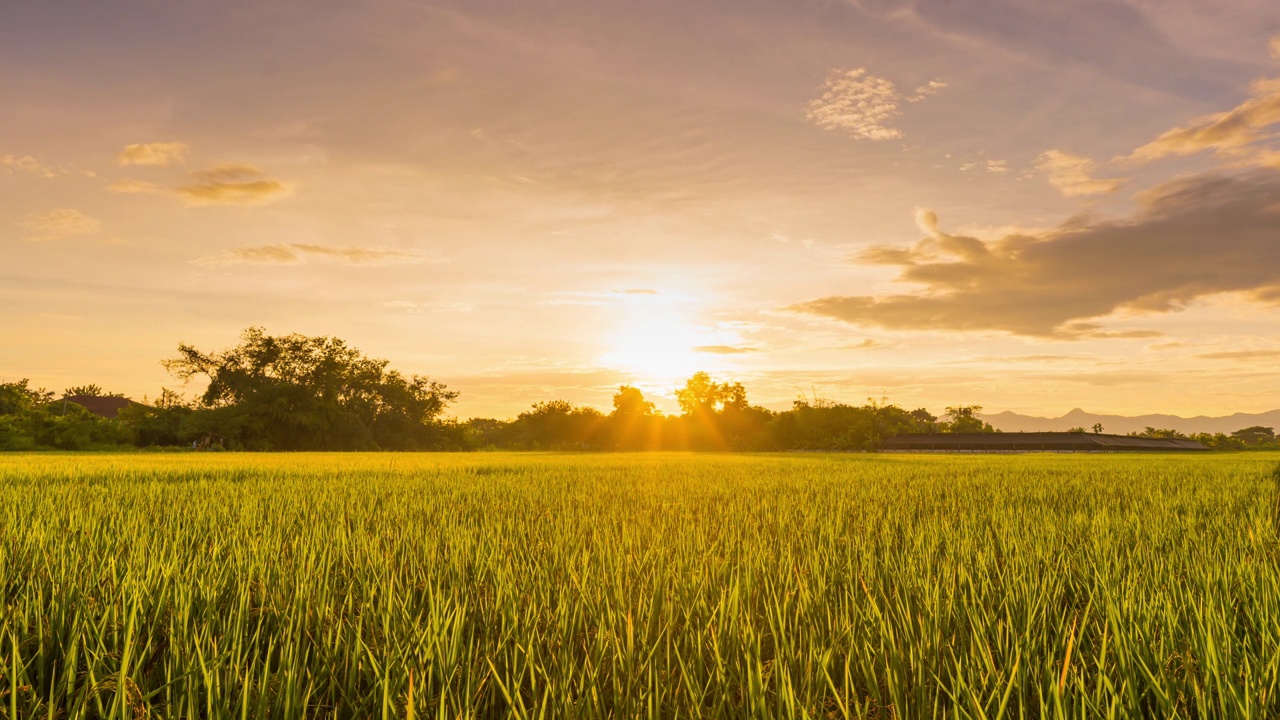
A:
600,300,706,386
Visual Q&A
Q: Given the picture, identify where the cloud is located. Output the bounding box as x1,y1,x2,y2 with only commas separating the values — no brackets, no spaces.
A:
117,142,189,167
792,170,1280,337
961,159,1011,174
619,288,659,295
1196,349,1280,360
852,0,1240,97
175,164,290,205
1036,150,1124,196
1,154,62,178
1127,77,1280,163
108,179,165,194
381,299,475,313
693,345,760,354
197,243,434,266
907,79,947,103
1272,37,1280,61
19,209,102,241
805,68,903,140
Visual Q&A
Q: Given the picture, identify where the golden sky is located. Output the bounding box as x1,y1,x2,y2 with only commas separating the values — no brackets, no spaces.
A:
4,0,1280,419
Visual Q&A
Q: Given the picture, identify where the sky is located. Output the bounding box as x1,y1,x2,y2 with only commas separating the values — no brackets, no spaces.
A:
4,0,1280,419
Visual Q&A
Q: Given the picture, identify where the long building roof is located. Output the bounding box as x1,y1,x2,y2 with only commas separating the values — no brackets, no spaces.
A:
59,395,142,419
883,432,1208,451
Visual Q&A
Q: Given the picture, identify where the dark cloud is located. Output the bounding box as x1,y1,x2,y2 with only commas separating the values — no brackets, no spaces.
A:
794,170,1280,337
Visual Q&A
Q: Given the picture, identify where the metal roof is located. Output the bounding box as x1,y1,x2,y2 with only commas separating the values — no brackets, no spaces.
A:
60,395,141,419
882,432,1208,452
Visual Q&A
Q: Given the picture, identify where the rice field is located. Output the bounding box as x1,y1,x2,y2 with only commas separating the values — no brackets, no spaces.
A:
2,452,1279,719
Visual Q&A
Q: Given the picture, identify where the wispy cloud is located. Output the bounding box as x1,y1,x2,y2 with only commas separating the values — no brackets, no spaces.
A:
111,165,289,205
836,339,887,350
197,243,434,265
806,68,903,140
693,345,759,354
853,0,1238,96
961,159,1011,174
175,164,290,205
1196,349,1280,360
793,170,1280,337
117,142,189,167
1272,36,1280,60
1036,150,1124,196
907,79,947,103
381,299,475,313
1,154,63,178
20,209,102,241
1127,77,1280,163
107,179,165,194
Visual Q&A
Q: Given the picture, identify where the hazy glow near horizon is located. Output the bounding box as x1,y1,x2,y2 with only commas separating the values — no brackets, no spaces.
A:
4,0,1280,419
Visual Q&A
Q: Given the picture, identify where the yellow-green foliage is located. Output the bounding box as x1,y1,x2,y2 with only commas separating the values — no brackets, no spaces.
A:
2,453,1279,718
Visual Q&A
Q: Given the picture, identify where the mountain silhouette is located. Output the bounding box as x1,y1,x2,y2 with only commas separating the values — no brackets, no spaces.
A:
983,408,1280,435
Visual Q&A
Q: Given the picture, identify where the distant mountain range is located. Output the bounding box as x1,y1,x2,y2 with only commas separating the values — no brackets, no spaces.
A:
982,408,1280,436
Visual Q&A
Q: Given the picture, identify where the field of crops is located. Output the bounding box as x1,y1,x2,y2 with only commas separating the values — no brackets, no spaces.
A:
2,452,1279,719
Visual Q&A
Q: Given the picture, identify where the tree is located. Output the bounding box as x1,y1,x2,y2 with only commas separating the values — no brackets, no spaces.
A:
510,400,604,449
1092,423,1104,434
0,380,52,416
1231,426,1276,446
910,408,937,423
164,327,458,450
611,385,655,418
608,385,660,450
63,384,124,398
1133,426,1187,439
673,373,771,449
117,388,192,448
675,372,726,416
943,405,994,433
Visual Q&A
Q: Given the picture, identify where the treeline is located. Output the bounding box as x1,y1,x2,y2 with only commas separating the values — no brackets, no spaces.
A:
1,327,995,452
1127,425,1280,451
5,327,1275,452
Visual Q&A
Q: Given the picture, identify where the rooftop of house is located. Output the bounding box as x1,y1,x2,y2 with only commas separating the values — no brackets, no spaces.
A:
883,432,1208,451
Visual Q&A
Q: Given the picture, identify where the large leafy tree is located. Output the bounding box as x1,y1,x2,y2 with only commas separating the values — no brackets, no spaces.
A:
164,327,458,450
608,385,660,450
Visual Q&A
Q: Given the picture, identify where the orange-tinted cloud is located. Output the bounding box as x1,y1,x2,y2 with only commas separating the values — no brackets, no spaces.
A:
1196,349,1280,360
693,345,759,354
175,164,289,205
107,179,165,194
794,170,1280,337
1036,150,1124,196
1127,77,1280,162
19,209,102,241
117,142,189,167
197,243,431,265
1,154,62,178
907,79,947,103
806,68,904,140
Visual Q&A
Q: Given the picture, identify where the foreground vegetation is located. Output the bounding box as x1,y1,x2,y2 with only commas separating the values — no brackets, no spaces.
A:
3,452,1279,718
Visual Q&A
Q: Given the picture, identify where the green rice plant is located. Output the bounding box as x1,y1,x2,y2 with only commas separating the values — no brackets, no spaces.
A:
1,452,1278,718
